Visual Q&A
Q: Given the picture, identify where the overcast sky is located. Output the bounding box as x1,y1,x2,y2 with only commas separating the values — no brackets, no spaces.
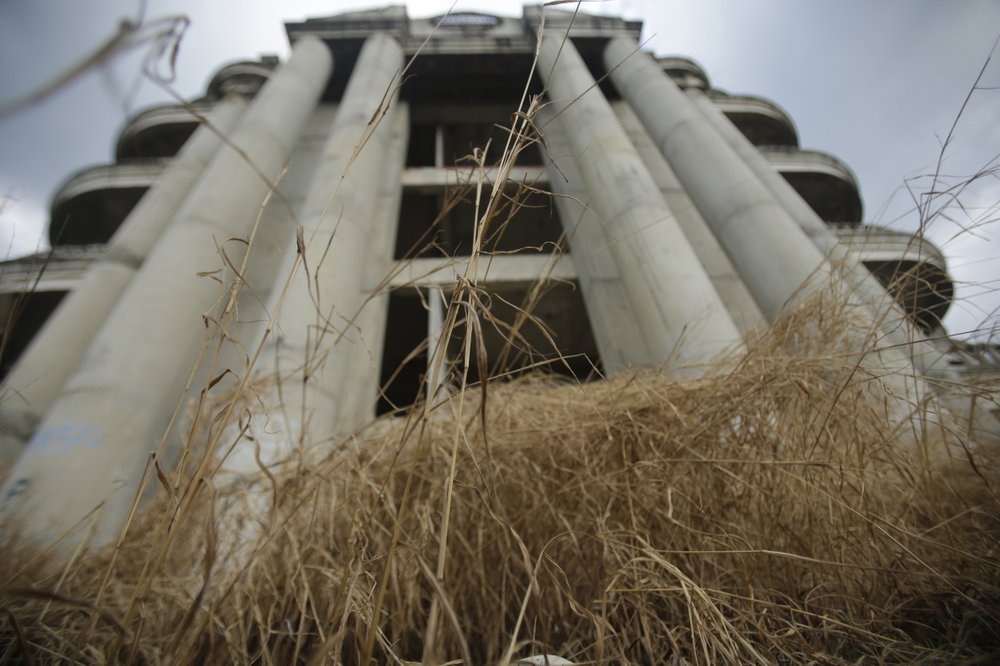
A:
0,0,997,338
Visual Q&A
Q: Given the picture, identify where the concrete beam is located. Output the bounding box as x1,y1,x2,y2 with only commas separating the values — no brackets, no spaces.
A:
387,253,576,289
401,165,547,190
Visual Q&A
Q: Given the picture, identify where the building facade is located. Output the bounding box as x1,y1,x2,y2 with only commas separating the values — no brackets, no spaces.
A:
0,6,990,545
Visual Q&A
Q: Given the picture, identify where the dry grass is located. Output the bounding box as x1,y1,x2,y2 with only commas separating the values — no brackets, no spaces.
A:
2,8,999,665
2,290,999,664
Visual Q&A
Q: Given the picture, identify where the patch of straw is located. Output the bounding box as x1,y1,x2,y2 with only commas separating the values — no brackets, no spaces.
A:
2,288,999,663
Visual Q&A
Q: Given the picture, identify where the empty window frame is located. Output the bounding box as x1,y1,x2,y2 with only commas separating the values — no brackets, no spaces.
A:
376,280,602,414
393,184,564,259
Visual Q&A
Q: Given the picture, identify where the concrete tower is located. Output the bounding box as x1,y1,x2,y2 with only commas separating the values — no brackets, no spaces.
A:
0,6,993,548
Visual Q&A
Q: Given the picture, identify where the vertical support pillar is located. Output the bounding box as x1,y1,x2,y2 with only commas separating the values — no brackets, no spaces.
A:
426,287,446,404
611,100,766,333
0,36,332,549
537,105,648,371
339,101,409,429
0,95,248,476
257,33,402,455
538,35,742,371
604,36,836,321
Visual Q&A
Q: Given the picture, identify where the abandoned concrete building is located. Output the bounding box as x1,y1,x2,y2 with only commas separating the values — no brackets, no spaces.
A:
0,6,995,545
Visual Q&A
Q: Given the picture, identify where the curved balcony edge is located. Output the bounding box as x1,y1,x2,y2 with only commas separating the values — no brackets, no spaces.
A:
761,147,858,187
206,58,278,99
835,224,954,327
51,162,165,212
762,146,863,222
49,162,166,246
0,245,106,295
657,55,709,90
709,90,799,147
115,101,213,161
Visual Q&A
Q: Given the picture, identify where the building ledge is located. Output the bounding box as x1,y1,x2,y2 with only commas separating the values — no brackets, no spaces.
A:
49,162,165,246
401,165,547,190
835,225,953,328
115,102,212,160
0,245,106,295
709,90,798,147
206,58,277,99
658,56,710,90
761,146,862,222
388,253,575,289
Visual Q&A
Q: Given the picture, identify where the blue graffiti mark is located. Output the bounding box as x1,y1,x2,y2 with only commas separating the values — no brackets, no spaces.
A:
28,424,102,454
1,477,30,512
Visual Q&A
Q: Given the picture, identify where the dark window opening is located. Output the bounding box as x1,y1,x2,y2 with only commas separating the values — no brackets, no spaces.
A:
393,186,564,259
726,112,797,147
443,121,541,167
377,291,429,416
405,119,542,167
781,173,862,224
406,123,437,166
865,260,953,332
50,188,148,246
117,123,198,160
376,282,602,415
0,291,67,380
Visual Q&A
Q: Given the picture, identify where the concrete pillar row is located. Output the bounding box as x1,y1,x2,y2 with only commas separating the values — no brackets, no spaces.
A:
0,95,249,479
684,87,952,376
610,99,767,335
224,32,404,477
604,36,839,322
604,37,943,433
0,36,333,550
537,34,742,373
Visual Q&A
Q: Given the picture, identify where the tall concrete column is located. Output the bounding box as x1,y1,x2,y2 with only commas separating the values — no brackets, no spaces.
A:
605,36,838,322
685,89,982,438
338,101,409,429
537,105,651,371
0,96,248,476
248,33,402,466
538,35,742,371
0,36,332,549
611,100,766,334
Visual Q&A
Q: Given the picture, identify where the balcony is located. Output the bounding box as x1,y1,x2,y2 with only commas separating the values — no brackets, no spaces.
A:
657,56,709,90
49,162,165,246
205,58,276,99
115,103,212,160
0,245,105,295
762,146,862,223
711,91,798,147
834,225,953,328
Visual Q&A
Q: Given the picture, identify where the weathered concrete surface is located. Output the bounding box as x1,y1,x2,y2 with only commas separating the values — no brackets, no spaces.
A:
539,35,742,373
0,96,247,478
605,37,837,321
686,87,954,377
226,33,404,477
0,37,332,550
605,37,953,446
612,100,766,334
